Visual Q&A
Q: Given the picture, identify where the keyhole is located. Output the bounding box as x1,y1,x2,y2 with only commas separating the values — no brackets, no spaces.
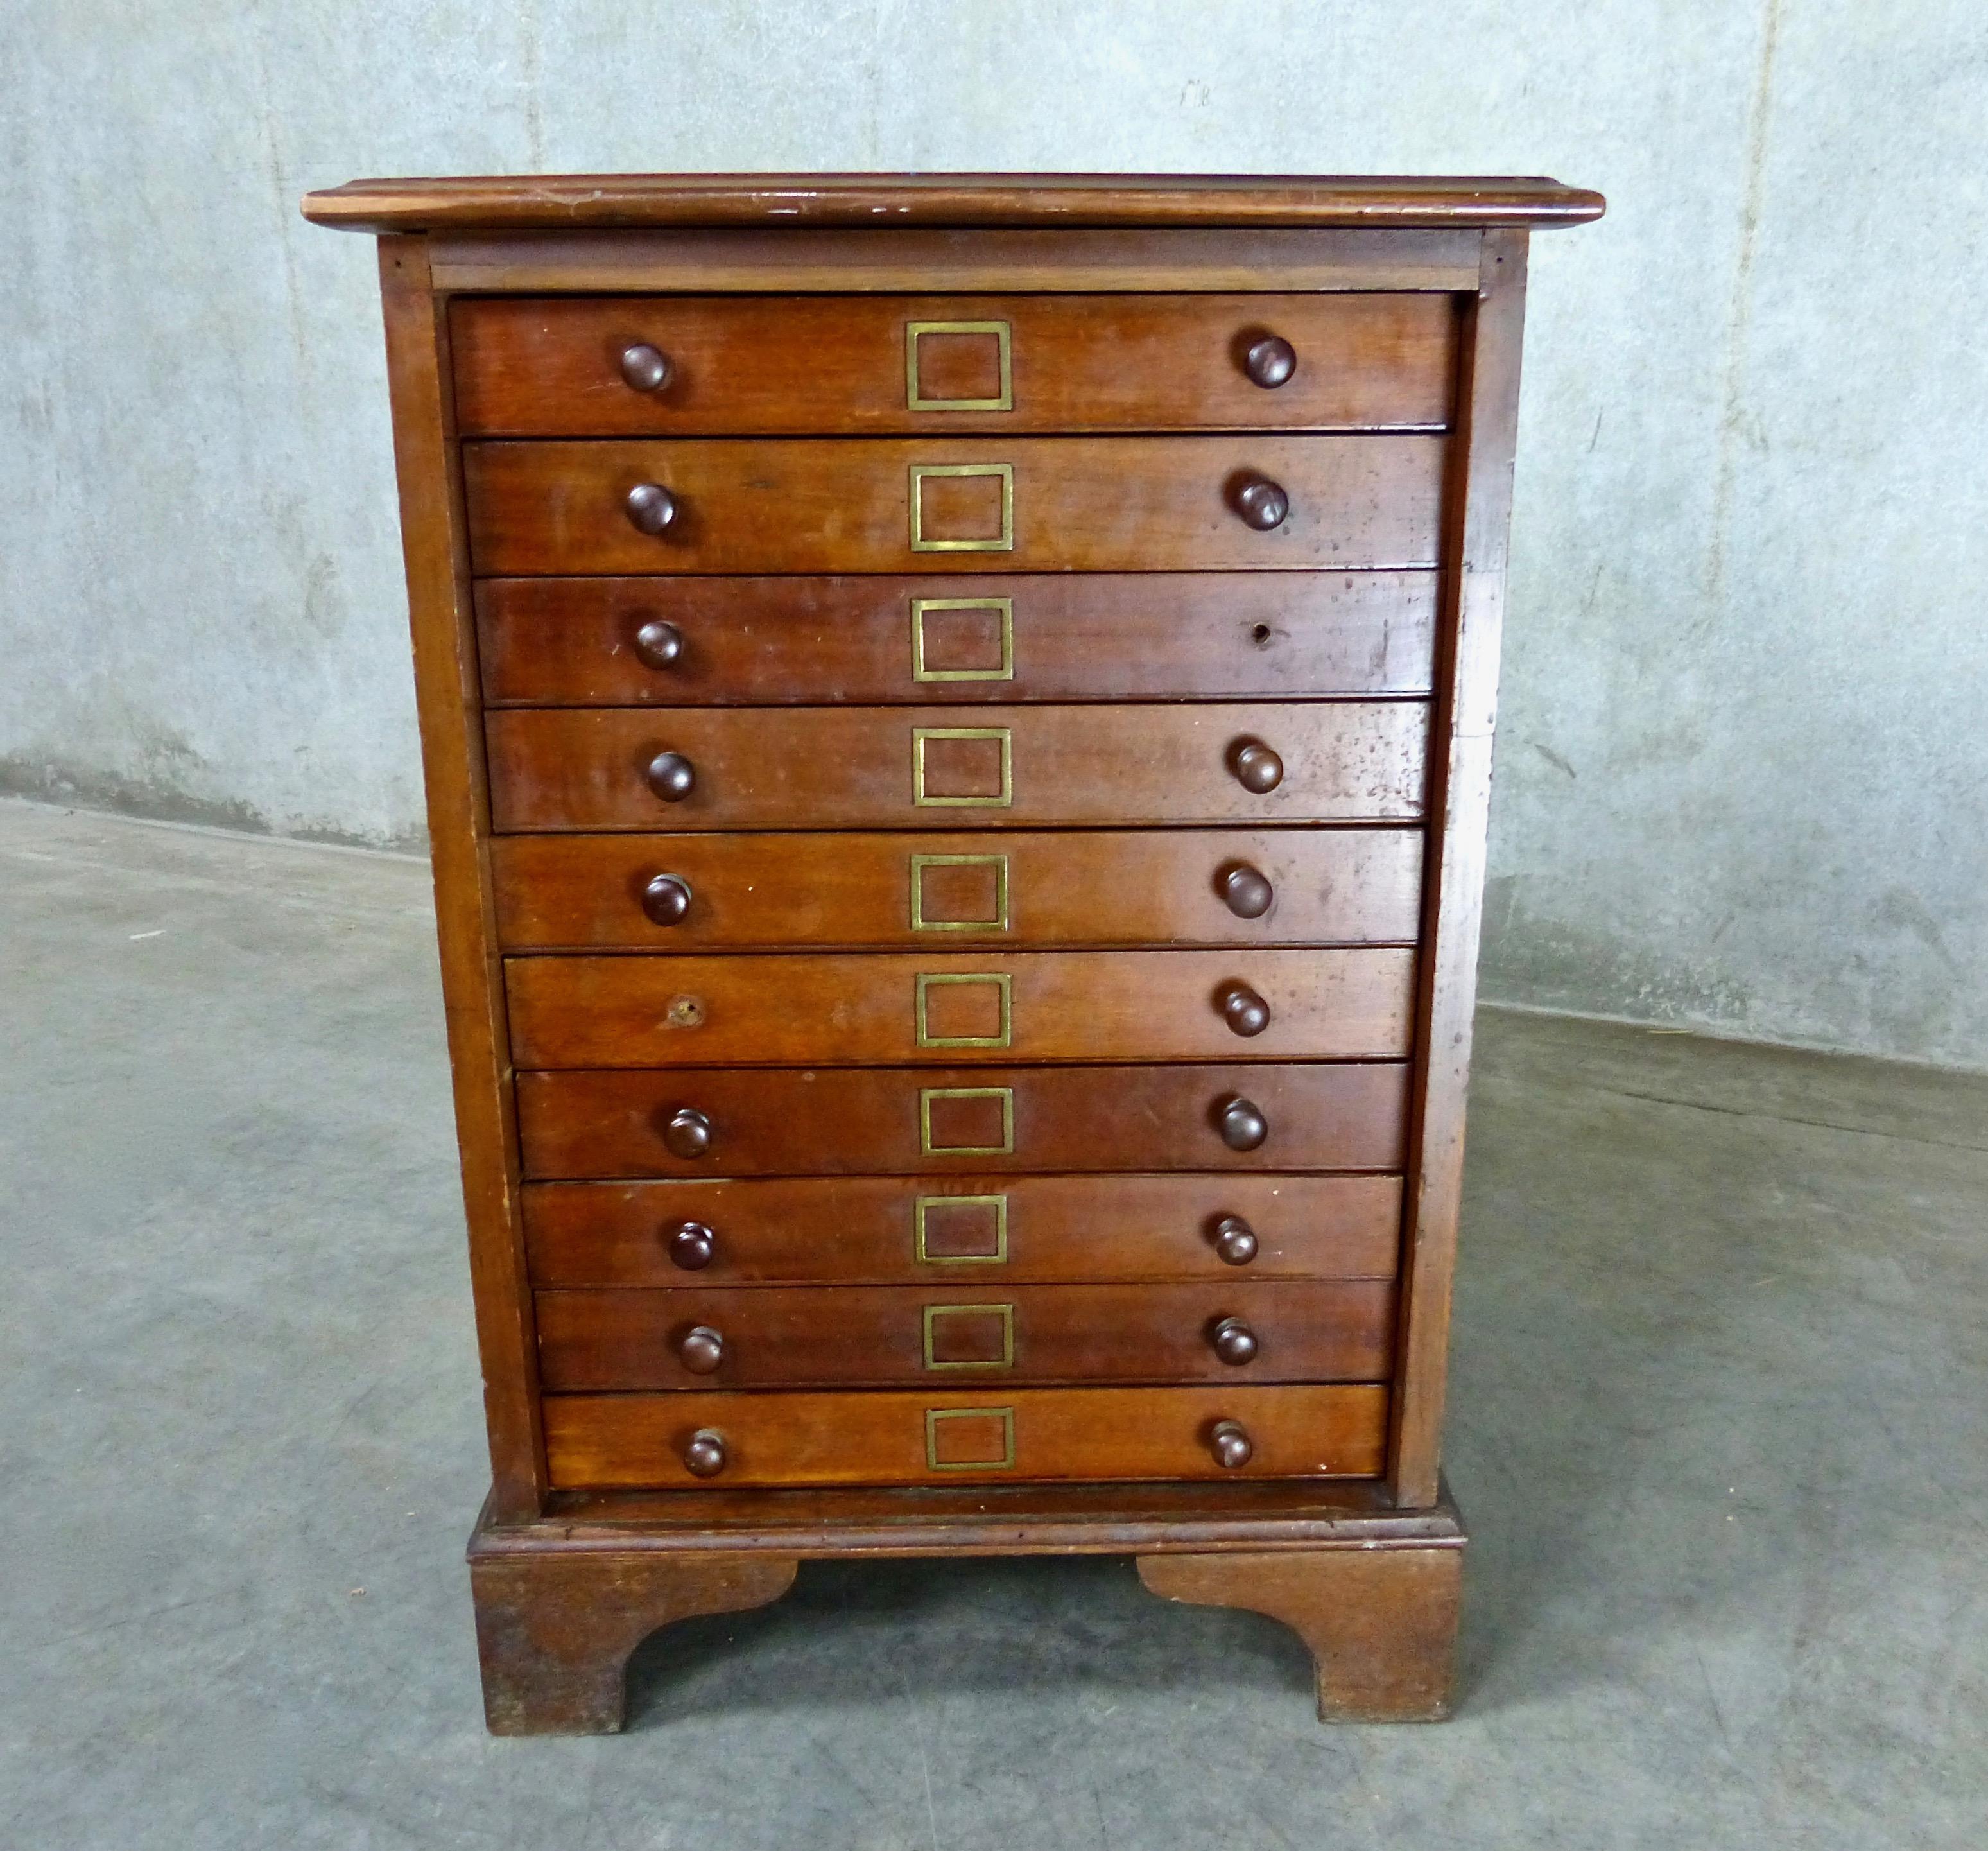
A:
666,995,705,1027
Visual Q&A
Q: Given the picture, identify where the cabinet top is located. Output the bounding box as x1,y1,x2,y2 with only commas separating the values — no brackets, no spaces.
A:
300,172,1604,234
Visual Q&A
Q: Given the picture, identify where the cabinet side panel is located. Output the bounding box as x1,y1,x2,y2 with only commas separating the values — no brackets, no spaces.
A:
377,234,548,1516
1388,229,1528,1507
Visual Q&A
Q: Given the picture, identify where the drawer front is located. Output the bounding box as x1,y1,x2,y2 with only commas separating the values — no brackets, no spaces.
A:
505,948,1415,1067
485,703,1427,832
516,1061,1409,1179
543,1384,1389,1488
462,436,1444,575
523,1173,1404,1287
535,1280,1396,1391
490,828,1424,952
450,293,1458,435
476,571,1439,706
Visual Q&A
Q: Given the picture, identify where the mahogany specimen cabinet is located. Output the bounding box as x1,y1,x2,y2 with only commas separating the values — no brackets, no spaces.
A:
302,172,1603,1733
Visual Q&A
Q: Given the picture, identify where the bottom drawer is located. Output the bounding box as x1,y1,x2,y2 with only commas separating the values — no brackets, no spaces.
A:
542,1384,1387,1488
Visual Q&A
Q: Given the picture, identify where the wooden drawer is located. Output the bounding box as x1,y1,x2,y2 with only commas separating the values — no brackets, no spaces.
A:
490,828,1424,952
543,1384,1389,1488
449,293,1459,435
535,1280,1395,1391
476,571,1440,706
485,702,1426,832
523,1173,1404,1287
505,948,1415,1067
516,1061,1409,1179
462,436,1444,575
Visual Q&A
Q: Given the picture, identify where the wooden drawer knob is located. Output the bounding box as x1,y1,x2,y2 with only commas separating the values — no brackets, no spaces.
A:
633,618,683,670
1230,740,1283,794
668,1220,715,1269
1220,863,1274,919
1213,1215,1258,1266
678,1325,725,1373
1211,1316,1258,1365
662,1107,712,1159
619,343,673,392
646,751,696,802
641,873,693,925
1244,335,1297,388
683,1428,727,1477
1218,982,1270,1038
626,482,678,535
1234,478,1289,531
1218,1095,1268,1152
1210,1420,1253,1469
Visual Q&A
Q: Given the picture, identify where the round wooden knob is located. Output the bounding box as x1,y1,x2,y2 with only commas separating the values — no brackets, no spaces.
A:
1218,1095,1268,1152
668,1221,715,1270
1220,864,1274,919
646,751,696,802
1213,1215,1258,1266
1244,335,1297,388
1210,1420,1253,1469
679,1325,725,1374
1235,479,1289,531
1219,983,1270,1038
620,343,672,392
626,482,678,535
641,873,693,926
662,1107,712,1159
683,1428,727,1477
1231,740,1284,794
1212,1316,1259,1365
633,619,683,670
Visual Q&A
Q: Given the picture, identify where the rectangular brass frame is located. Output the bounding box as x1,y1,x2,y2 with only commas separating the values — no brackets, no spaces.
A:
909,853,1010,933
912,727,1013,808
911,596,1016,682
908,462,1015,552
915,972,1012,1049
924,1405,1017,1471
913,1193,1010,1265
919,1086,1015,1157
906,318,1014,412
921,1303,1016,1371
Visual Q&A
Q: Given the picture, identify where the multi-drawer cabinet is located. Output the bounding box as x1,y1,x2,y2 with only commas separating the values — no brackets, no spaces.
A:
304,172,1601,1733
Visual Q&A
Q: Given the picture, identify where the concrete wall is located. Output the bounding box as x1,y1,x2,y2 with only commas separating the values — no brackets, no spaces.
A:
3,2,1982,1065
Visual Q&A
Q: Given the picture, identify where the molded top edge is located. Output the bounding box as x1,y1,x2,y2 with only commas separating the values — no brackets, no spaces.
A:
301,171,1605,234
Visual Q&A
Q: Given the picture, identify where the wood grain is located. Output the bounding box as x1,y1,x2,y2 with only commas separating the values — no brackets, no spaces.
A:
504,947,1416,1066
523,1172,1404,1287
1388,230,1528,1510
484,702,1428,832
535,1280,1396,1389
302,171,1606,233
376,238,547,1520
449,293,1457,435
475,571,1440,706
489,828,1424,952
542,1384,1390,1488
516,1060,1410,1179
462,435,1445,575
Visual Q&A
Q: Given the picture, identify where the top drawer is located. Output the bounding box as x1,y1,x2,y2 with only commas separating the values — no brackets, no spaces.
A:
449,293,1459,436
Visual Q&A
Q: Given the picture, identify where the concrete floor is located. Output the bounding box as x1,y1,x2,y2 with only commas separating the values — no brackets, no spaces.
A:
2,795,1982,1850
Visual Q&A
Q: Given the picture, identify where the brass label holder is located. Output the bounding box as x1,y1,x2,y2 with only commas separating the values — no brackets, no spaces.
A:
909,853,1010,933
912,727,1013,808
913,1193,1010,1265
905,319,1014,412
908,462,1015,552
921,1303,1016,1371
911,595,1016,682
924,1405,1017,1471
919,1086,1015,1156
915,971,1012,1049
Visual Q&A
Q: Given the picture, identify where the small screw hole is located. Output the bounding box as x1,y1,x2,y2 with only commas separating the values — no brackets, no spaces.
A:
1250,623,1272,646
